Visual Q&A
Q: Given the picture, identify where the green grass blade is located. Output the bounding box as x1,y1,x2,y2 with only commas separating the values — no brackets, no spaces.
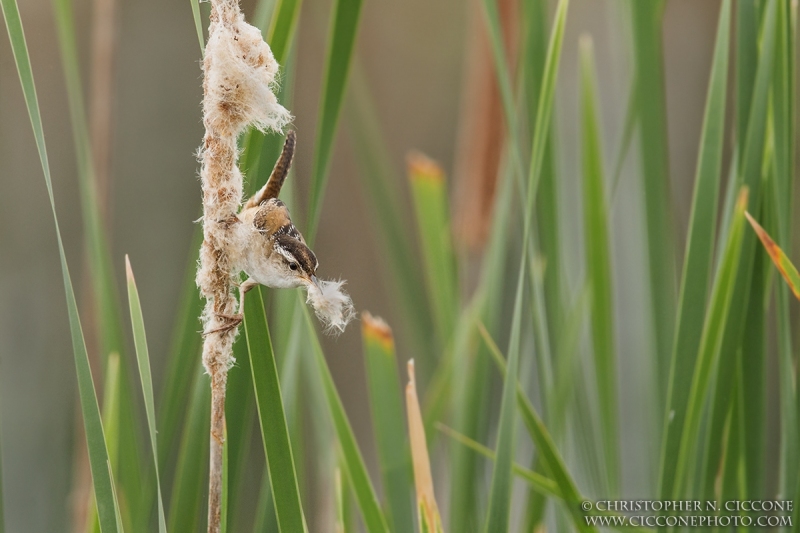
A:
253,0,277,33
658,0,730,502
476,2,568,528
700,329,738,501
266,0,301,65
167,371,210,533
52,0,127,372
438,300,488,531
303,305,389,533
239,0,301,198
672,188,749,497
49,0,112,359
408,155,459,349
610,76,637,199
51,0,149,520
252,469,278,533
526,0,568,218
692,0,779,504
109,465,125,532
437,424,648,533
437,424,560,499
771,0,794,245
157,229,203,471
522,0,563,365
738,229,766,497
735,0,759,162
361,315,414,533
773,0,798,502
124,258,167,533
483,263,523,533
189,0,204,53
335,469,345,533
1,1,121,529
242,287,306,533
479,0,528,190
630,0,676,404
445,145,514,532
222,325,255,531
720,373,744,509
87,353,123,533
306,0,364,238
680,0,778,512
478,320,595,533
579,36,619,494
479,0,568,429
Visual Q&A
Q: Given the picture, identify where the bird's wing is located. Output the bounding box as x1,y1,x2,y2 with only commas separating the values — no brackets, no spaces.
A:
252,199,296,239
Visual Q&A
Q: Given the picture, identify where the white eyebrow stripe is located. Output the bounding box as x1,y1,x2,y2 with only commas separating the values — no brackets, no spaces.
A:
274,244,297,264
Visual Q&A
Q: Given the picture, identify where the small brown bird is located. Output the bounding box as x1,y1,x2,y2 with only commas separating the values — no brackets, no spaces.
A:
208,130,353,336
206,130,316,333
237,130,320,291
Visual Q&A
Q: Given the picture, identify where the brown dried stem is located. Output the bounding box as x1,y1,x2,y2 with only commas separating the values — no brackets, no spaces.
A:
197,0,289,530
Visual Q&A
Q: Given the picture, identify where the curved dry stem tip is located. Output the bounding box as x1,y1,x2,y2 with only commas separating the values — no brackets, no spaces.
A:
405,359,443,533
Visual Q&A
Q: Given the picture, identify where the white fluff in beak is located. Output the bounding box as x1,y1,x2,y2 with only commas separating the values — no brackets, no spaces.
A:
305,278,355,335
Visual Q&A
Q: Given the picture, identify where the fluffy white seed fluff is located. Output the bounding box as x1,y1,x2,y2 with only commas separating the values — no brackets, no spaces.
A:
198,4,291,376
305,279,356,335
203,13,291,138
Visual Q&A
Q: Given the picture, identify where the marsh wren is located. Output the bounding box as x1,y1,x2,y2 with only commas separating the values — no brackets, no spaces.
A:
206,130,323,335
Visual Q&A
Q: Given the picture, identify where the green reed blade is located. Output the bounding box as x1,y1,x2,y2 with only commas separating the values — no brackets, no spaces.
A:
168,371,210,533
437,423,560,499
52,0,151,521
306,0,364,239
243,287,307,532
408,156,459,349
361,316,414,533
658,0,730,503
266,0,301,66
579,36,620,493
222,327,255,531
303,305,389,533
484,251,525,532
768,0,798,501
630,0,676,410
478,319,596,533
125,258,167,533
735,0,759,163
87,352,122,533
672,188,748,498
1,0,122,528
157,228,203,474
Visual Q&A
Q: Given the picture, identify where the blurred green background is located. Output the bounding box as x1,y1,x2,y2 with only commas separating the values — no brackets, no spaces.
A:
1,0,786,530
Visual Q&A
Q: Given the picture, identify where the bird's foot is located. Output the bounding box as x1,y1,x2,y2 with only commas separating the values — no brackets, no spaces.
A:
203,313,243,336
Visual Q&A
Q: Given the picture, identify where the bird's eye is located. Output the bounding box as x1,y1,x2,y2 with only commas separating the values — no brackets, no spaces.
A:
289,262,298,271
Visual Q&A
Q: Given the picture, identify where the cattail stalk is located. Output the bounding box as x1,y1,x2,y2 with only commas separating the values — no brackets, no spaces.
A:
196,0,289,530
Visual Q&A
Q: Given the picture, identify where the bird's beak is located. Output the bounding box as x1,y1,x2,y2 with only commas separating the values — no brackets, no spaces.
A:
309,275,321,290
